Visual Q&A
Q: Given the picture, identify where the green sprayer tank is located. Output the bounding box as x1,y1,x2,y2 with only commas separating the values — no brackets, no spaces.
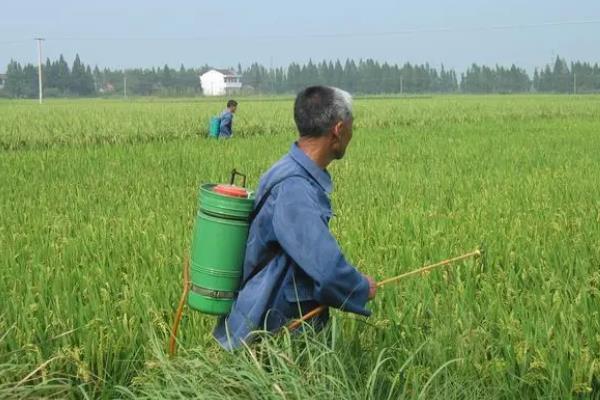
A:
187,170,254,315
209,116,220,138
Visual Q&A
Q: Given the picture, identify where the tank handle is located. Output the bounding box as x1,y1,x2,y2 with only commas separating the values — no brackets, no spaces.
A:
230,169,247,188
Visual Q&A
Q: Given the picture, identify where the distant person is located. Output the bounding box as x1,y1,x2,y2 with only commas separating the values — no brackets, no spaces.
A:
219,100,238,138
214,86,377,350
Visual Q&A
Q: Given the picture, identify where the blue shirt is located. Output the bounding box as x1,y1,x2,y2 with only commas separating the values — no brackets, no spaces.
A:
219,110,233,137
213,143,370,350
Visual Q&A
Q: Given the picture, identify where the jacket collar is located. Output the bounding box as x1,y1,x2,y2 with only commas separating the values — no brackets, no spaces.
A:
289,142,333,194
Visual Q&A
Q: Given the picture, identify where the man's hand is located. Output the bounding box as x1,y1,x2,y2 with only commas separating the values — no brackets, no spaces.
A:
365,275,377,300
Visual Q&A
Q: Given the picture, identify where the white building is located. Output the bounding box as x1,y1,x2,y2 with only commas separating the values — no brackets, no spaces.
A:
199,69,242,96
0,74,6,90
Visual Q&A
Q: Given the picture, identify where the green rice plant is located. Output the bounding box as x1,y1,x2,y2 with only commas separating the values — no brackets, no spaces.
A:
1,95,599,398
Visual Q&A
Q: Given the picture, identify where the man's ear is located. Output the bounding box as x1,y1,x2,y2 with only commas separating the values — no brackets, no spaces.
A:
331,121,344,141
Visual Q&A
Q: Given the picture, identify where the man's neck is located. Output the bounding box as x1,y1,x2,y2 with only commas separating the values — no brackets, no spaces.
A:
297,137,332,170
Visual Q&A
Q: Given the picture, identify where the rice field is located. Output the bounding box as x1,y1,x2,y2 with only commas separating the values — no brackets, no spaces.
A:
1,95,600,399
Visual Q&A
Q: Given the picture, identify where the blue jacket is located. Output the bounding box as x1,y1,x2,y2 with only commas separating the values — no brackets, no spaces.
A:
213,142,370,350
219,110,233,137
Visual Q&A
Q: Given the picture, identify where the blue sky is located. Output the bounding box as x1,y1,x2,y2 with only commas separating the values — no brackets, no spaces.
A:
1,0,599,72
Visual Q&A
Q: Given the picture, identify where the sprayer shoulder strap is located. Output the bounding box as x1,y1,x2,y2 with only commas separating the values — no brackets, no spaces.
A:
242,174,308,287
248,174,308,224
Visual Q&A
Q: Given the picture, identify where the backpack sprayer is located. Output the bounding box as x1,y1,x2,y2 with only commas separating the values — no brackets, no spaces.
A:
208,116,221,138
168,169,483,356
169,170,254,356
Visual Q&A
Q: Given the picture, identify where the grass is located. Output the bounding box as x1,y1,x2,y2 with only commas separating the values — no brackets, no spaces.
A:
1,95,599,398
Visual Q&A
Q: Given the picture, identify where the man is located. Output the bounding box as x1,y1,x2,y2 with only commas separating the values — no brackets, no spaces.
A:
219,99,238,138
214,86,377,350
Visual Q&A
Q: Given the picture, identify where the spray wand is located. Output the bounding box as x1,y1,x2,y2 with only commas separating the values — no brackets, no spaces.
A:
287,248,482,331
169,248,482,356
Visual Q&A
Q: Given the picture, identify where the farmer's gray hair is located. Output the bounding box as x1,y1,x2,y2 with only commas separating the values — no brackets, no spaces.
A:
294,86,353,138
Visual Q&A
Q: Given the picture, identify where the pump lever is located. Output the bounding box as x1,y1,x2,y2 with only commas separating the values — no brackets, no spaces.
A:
230,169,247,187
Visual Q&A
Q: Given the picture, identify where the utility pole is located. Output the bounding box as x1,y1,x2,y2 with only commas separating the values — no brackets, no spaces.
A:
34,38,44,104
573,73,577,95
400,77,404,95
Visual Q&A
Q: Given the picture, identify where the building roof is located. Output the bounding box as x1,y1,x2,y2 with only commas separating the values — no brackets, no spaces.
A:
0,73,7,79
202,68,239,77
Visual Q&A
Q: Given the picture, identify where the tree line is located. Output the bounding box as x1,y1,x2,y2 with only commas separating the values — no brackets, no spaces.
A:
4,54,205,98
242,60,459,94
2,54,600,98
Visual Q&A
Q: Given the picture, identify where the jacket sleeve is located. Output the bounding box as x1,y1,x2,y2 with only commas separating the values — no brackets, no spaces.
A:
272,178,371,316
219,113,232,136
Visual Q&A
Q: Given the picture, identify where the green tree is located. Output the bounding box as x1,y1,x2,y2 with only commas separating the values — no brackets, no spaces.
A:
5,60,24,97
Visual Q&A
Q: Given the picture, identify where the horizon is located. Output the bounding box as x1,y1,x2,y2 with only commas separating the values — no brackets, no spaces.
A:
3,53,598,77
2,1,599,75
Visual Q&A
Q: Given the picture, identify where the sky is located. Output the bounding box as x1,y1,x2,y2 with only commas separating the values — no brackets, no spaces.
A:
1,0,599,73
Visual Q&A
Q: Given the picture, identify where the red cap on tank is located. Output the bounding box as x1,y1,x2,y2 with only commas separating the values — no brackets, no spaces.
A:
213,184,249,198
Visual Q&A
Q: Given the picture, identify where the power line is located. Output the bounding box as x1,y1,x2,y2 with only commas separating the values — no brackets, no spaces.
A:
0,40,28,45
286,19,600,39
2,18,600,43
